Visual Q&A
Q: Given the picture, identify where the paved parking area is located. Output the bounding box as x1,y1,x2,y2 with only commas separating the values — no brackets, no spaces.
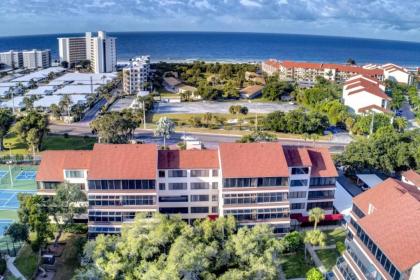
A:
153,101,298,114
109,96,136,112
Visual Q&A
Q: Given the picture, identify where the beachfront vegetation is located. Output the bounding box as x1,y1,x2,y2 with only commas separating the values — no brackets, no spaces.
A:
0,108,14,151
74,214,286,280
262,76,295,101
335,126,420,174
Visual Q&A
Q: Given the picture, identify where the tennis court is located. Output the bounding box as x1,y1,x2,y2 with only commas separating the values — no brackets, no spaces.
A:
16,170,37,180
0,219,13,235
0,190,36,209
0,171,7,179
0,164,38,190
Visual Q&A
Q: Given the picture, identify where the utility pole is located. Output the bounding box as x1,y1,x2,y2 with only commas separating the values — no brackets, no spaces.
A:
11,87,15,115
143,98,146,129
90,76,93,95
369,112,375,135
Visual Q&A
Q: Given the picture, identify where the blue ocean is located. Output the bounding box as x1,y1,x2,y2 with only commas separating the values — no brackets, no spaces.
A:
1,32,420,66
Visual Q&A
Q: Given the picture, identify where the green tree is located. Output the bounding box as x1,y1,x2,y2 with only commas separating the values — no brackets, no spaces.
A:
48,183,87,246
5,222,29,243
282,231,303,253
0,109,14,151
13,111,48,153
18,194,52,251
59,94,73,116
393,116,408,132
90,110,140,144
239,106,249,115
304,230,326,259
262,77,295,101
49,103,61,119
22,96,35,110
306,267,324,280
308,207,325,230
154,117,175,148
223,80,240,99
239,131,276,143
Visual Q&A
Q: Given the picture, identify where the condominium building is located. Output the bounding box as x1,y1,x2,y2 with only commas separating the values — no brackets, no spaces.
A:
123,56,151,94
22,49,51,69
262,60,384,83
343,75,391,114
58,31,116,73
364,63,414,85
333,178,420,280
35,142,338,237
0,49,50,69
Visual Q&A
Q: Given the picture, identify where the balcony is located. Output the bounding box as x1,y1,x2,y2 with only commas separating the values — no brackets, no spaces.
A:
335,256,358,280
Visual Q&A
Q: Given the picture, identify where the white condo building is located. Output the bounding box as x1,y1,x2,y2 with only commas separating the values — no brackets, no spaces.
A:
58,31,116,73
123,56,151,94
0,49,50,69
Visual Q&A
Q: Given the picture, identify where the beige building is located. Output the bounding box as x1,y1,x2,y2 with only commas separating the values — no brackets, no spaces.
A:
123,56,150,94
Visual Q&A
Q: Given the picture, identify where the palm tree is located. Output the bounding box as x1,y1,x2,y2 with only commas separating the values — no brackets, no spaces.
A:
304,229,326,259
59,95,73,117
154,117,175,148
393,116,408,132
308,207,325,230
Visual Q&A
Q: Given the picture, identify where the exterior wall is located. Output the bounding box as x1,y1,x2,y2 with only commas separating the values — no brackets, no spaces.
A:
343,90,388,114
58,37,87,65
261,61,279,76
22,50,51,69
384,70,411,85
123,56,150,94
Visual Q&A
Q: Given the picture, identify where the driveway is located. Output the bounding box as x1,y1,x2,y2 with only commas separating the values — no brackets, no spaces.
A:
153,101,298,114
401,99,419,129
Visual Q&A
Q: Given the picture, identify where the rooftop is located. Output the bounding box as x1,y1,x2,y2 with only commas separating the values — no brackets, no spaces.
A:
402,170,420,187
158,149,219,169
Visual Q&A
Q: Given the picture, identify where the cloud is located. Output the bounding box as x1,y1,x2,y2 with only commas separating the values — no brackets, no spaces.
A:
0,0,420,41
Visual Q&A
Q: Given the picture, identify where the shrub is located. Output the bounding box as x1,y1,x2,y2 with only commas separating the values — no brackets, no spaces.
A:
336,240,346,254
306,267,323,280
0,258,6,275
282,231,303,252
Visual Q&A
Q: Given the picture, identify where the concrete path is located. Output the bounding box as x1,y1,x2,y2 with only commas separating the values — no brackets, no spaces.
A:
6,255,26,280
305,244,327,274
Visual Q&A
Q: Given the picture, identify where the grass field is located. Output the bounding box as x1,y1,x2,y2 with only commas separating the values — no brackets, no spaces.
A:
325,227,347,246
0,134,96,157
14,243,38,279
317,249,340,271
280,250,314,279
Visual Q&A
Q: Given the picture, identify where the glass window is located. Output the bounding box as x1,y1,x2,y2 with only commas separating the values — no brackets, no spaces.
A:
168,170,187,177
190,182,209,190
291,167,309,175
212,182,218,189
212,169,219,177
65,170,84,178
168,183,187,190
290,179,308,187
190,170,209,177
289,191,307,199
291,203,305,210
159,196,188,202
159,207,188,214
159,183,165,190
158,170,165,178
191,195,209,202
191,207,209,213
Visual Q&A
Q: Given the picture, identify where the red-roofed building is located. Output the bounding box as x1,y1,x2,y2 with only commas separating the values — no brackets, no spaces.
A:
262,59,384,83
382,63,413,85
343,74,391,115
36,142,338,237
333,178,420,280
402,169,420,187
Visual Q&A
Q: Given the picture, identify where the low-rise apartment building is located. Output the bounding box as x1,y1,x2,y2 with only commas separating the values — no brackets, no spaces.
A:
123,56,150,94
343,75,391,114
333,178,420,280
364,63,413,85
36,142,338,237
262,59,384,83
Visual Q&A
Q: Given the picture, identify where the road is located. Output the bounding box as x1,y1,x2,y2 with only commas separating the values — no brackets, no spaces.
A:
48,124,348,152
401,99,419,130
79,98,106,125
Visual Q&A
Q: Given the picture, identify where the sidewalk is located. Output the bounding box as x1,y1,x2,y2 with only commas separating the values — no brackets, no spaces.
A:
6,255,26,280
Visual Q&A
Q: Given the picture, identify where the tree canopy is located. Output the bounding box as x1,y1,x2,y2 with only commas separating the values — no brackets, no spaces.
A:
0,108,14,151
75,214,287,280
262,77,295,101
13,110,48,154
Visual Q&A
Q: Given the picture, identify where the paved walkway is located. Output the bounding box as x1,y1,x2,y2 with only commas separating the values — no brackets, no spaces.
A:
6,255,26,280
305,244,327,274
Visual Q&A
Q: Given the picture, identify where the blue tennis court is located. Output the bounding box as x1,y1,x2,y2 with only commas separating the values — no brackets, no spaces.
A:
0,171,7,179
0,190,36,209
0,220,13,235
15,170,37,180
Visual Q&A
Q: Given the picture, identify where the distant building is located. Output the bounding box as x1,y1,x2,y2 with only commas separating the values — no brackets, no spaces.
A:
240,84,264,99
163,76,183,92
382,63,413,85
0,49,50,69
333,178,420,280
343,75,391,114
262,59,384,83
58,31,116,73
123,56,150,95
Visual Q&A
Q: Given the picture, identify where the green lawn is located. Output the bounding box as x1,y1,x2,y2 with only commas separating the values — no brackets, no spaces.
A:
41,135,96,151
0,210,18,220
280,250,314,279
317,249,340,271
14,243,38,279
324,227,347,246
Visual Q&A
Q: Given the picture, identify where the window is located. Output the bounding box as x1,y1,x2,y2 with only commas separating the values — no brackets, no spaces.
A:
190,195,209,202
289,191,307,199
65,170,84,178
212,169,219,177
190,182,210,190
212,195,218,202
43,182,60,189
168,183,187,190
306,201,333,210
223,177,288,188
191,207,209,213
308,190,335,200
168,170,187,177
159,183,166,190
291,167,309,175
159,196,188,203
158,170,166,178
212,182,219,189
352,205,365,219
159,207,188,214
211,207,218,213
290,179,308,187
291,203,305,210
309,177,336,186
88,180,155,190
190,170,209,177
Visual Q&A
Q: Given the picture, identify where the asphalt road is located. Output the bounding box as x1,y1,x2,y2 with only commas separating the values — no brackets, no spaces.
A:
48,124,348,152
79,98,106,125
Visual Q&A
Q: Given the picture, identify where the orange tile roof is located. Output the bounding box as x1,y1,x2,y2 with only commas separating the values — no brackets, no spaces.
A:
280,61,383,76
88,144,157,180
402,170,420,186
353,179,420,271
347,82,390,100
36,150,92,182
283,146,312,167
263,59,281,69
306,147,338,177
219,142,289,178
158,149,219,169
358,104,392,114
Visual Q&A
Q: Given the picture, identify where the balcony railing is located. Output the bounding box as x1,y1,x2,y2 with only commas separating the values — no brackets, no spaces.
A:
336,257,358,280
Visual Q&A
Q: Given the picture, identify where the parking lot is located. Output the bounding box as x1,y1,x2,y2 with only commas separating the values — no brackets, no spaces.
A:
153,101,298,114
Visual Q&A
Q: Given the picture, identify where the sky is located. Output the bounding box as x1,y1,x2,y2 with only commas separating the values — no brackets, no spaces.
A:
1,0,420,42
